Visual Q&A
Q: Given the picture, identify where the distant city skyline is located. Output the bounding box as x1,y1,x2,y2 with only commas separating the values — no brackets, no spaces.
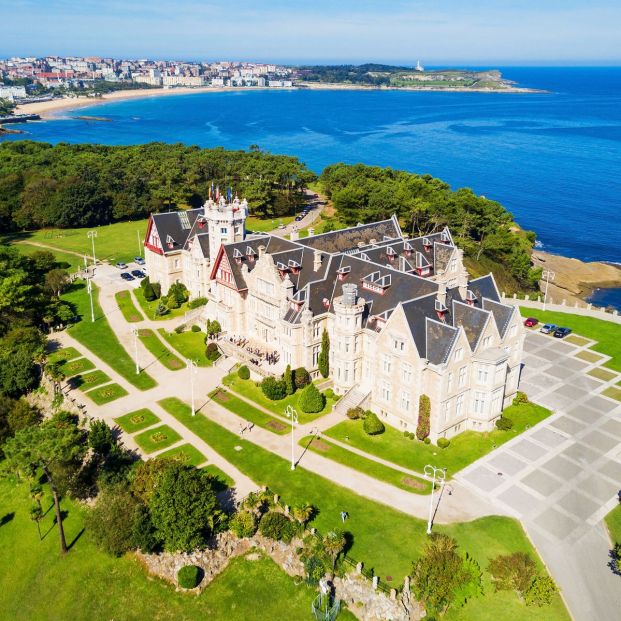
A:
1,0,620,64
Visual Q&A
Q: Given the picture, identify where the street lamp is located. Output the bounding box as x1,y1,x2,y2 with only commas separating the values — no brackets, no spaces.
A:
188,359,197,416
132,328,140,374
542,269,555,312
136,230,142,257
285,404,298,470
86,275,95,322
87,230,98,267
424,464,446,535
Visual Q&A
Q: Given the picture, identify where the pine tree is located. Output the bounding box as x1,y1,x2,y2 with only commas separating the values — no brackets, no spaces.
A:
284,364,295,395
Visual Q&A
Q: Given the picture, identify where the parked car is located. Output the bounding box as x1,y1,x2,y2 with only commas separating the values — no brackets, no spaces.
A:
295,215,304,222
134,256,145,265
131,269,145,278
524,317,539,327
540,323,558,334
116,262,128,269
120,272,135,281
278,223,286,229
553,327,572,338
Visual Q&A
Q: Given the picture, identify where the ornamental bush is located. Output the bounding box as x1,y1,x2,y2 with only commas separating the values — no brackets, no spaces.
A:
298,383,325,413
416,394,431,441
258,511,296,542
205,342,220,361
437,437,450,449
424,437,431,444
294,367,311,389
525,575,557,607
177,565,203,589
169,282,189,305
513,391,529,405
143,282,156,301
284,364,295,395
174,324,185,334
167,294,180,310
229,510,258,538
347,406,364,420
151,282,162,299
191,324,201,333
238,365,250,380
318,329,330,378
188,296,208,309
261,376,287,401
363,411,385,435
495,416,514,431
488,552,537,596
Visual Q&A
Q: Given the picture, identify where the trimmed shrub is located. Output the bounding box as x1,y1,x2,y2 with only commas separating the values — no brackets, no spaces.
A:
167,294,180,310
140,276,150,289
206,319,222,338
259,511,296,542
177,565,203,589
437,437,450,449
174,324,185,334
151,282,161,299
238,365,250,380
298,383,325,414
206,342,220,361
154,302,168,317
409,432,415,440
284,364,295,395
143,282,156,301
495,416,514,431
169,282,189,305
261,376,287,401
188,296,208,309
191,324,201,333
424,437,431,445
488,552,537,595
229,510,258,538
513,391,529,406
318,329,330,378
363,411,385,435
294,367,311,389
347,406,364,420
525,575,557,607
324,388,336,400
416,394,431,440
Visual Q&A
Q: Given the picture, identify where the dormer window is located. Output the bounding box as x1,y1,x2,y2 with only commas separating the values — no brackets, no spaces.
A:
197,217,206,229
386,247,397,262
276,261,288,277
166,234,175,249
440,229,451,244
361,271,391,295
246,246,256,262
415,252,431,277
422,237,432,252
288,259,301,274
466,289,477,305
337,265,351,281
322,297,330,309
359,252,370,261
403,242,413,257
435,299,448,321
233,248,243,264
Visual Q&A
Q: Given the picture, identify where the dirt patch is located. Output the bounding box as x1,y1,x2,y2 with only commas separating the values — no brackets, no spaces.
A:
266,420,287,432
310,439,331,452
117,291,129,299
213,390,230,402
401,477,426,491
129,314,141,322
168,359,183,369
138,329,151,337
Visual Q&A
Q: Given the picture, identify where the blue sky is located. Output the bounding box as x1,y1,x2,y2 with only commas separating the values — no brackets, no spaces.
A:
1,0,619,64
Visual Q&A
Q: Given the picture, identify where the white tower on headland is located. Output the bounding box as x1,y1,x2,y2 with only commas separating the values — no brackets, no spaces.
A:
415,60,424,72
204,195,248,259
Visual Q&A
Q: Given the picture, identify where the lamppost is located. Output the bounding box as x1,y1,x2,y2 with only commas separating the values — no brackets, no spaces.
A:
86,275,95,322
424,464,446,535
136,230,142,257
188,359,197,416
285,404,298,470
542,269,555,312
87,230,98,267
132,328,140,374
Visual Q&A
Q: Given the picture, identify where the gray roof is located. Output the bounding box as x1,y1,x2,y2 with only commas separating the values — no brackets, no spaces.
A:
151,207,203,254
451,300,490,350
483,298,515,338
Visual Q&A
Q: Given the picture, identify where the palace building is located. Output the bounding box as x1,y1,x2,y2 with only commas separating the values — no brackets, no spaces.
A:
144,195,524,442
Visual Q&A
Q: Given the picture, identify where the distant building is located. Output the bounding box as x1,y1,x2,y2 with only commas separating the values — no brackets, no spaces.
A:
0,85,27,100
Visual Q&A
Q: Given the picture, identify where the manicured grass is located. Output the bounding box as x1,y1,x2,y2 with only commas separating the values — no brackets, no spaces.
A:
587,367,618,382
115,290,144,322
115,408,161,433
137,329,185,370
325,402,552,477
605,503,621,544
300,434,429,494
156,443,207,467
133,287,190,321
222,373,336,424
63,281,156,390
203,464,234,489
9,219,148,265
47,346,81,363
59,356,95,377
158,328,211,366
160,397,569,620
602,386,621,402
11,241,84,273
85,382,129,405
575,350,603,363
210,388,289,435
246,214,294,233
69,370,112,391
134,424,182,454
519,308,621,371
0,478,340,621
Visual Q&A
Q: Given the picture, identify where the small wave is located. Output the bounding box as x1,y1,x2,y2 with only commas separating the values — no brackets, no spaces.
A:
534,240,544,249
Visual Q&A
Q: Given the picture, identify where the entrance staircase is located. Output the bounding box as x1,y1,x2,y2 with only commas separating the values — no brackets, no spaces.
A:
333,385,370,416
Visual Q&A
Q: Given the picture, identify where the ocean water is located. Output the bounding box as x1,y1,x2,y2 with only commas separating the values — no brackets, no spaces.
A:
3,67,621,264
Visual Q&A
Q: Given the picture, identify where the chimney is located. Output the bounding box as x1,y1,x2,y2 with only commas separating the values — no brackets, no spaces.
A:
313,250,323,272
437,281,447,307
258,244,266,259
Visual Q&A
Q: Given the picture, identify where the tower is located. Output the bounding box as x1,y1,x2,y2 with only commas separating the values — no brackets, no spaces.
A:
203,195,248,259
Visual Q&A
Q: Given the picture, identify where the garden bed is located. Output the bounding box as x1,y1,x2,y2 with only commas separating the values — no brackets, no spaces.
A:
115,290,144,323
85,382,129,405
134,424,182,454
138,329,185,371
114,408,161,433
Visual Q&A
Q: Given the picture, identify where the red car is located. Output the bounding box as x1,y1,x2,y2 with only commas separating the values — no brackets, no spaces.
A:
524,317,539,327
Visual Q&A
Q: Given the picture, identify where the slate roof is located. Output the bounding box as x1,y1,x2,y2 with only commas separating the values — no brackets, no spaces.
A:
483,298,515,338
150,207,203,254
451,300,490,350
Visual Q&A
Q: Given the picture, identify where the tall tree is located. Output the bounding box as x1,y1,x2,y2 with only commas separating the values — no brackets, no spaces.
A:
318,328,330,378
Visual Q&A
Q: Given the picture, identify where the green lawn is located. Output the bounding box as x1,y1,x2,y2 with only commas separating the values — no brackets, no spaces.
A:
159,396,569,621
324,402,552,478
134,424,182,454
519,308,621,372
605,504,621,544
115,408,161,433
299,434,429,495
69,369,112,391
11,241,84,273
156,443,207,467
48,346,82,364
59,356,95,377
246,214,294,233
0,478,345,621
115,290,144,322
85,382,129,405
8,219,148,265
222,373,336,424
158,328,211,366
210,388,289,435
138,329,185,371
62,281,156,390
203,465,235,490
134,287,190,321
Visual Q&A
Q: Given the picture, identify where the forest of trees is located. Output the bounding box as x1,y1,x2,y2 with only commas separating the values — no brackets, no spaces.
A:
0,141,316,231
320,163,541,291
297,63,409,86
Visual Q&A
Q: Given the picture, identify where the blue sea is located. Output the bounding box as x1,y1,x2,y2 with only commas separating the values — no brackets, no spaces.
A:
3,67,621,265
